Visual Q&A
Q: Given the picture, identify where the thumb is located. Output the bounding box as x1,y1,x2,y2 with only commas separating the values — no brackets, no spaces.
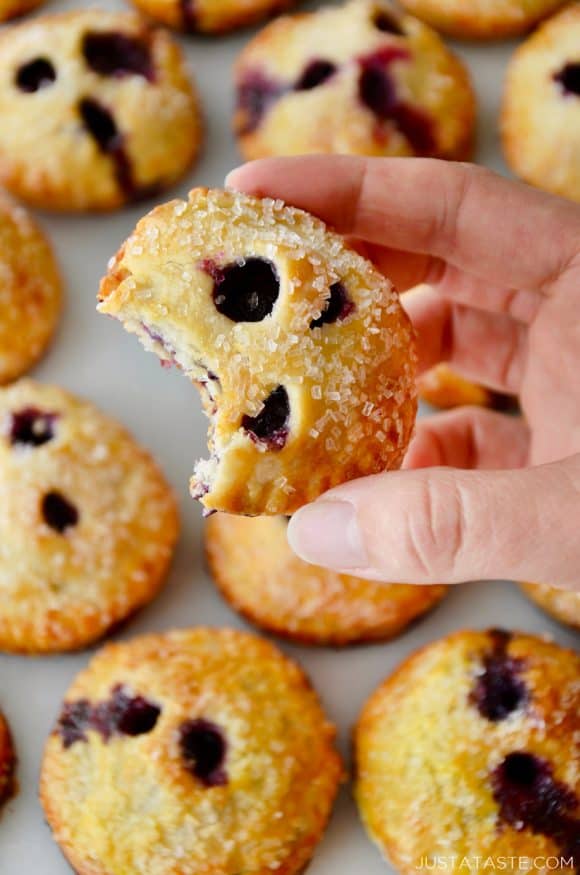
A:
287,455,580,590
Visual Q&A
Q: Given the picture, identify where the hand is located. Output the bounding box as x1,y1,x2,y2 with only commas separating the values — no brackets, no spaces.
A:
227,157,580,591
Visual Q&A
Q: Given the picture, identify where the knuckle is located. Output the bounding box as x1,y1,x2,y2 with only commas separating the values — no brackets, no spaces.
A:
402,477,467,579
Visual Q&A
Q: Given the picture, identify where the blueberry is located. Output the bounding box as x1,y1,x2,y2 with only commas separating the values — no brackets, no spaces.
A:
554,63,580,97
492,751,579,866
236,71,285,135
56,687,161,747
78,98,135,197
9,408,57,447
310,282,354,328
41,492,79,534
82,32,154,82
210,257,280,323
179,719,227,787
373,9,405,35
179,0,197,31
470,629,527,722
359,64,397,118
15,58,56,93
390,102,435,155
56,700,91,749
358,49,435,154
93,685,161,740
242,386,290,450
295,60,337,91
79,97,121,153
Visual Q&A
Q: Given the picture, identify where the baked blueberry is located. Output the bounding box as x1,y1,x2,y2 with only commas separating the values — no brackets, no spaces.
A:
179,719,227,787
9,407,57,447
211,257,280,323
42,491,79,533
15,58,56,92
242,386,290,450
82,32,154,81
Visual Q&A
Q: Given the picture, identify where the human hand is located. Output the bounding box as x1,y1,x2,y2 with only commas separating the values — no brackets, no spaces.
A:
227,157,580,591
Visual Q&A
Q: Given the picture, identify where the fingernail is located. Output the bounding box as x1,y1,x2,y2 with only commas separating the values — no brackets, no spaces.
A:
287,500,368,569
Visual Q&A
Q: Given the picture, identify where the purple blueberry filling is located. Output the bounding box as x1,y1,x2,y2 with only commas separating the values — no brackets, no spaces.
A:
57,700,92,748
470,629,527,722
373,9,405,35
179,719,227,787
236,70,286,135
554,63,580,97
209,257,280,323
82,32,154,82
78,97,135,199
93,686,161,739
295,60,337,91
56,685,161,749
15,58,56,93
41,491,79,534
492,752,579,867
179,0,197,31
310,282,355,329
9,407,57,447
79,96,121,153
358,49,435,155
359,63,397,116
242,385,290,450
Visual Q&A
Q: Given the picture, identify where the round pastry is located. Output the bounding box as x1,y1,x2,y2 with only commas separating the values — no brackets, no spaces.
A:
0,10,201,211
98,187,417,516
0,380,179,654
206,513,447,645
520,582,580,631
0,707,15,810
233,0,475,162
0,0,44,24
0,191,62,385
355,629,580,874
40,627,343,875
418,363,494,409
129,0,296,35
502,5,580,203
398,0,568,39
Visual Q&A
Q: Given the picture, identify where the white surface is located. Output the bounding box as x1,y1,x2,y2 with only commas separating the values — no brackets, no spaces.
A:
1,2,578,873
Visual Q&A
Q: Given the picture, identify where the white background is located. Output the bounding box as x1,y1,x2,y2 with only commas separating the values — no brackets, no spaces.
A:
1,1,578,872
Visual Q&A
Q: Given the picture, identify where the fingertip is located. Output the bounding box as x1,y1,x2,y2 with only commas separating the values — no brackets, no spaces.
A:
287,499,368,569
224,161,260,191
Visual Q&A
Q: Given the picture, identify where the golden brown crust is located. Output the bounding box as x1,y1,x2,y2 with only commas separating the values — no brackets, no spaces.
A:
234,0,476,163
418,363,494,409
520,582,580,631
0,709,15,811
0,10,202,211
98,187,417,516
355,629,580,874
40,627,343,875
206,513,447,645
502,5,580,202
0,0,44,22
0,380,179,653
130,0,296,34
0,191,62,385
398,0,568,39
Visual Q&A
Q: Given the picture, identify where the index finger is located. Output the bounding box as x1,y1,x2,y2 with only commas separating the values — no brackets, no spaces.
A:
226,156,580,294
